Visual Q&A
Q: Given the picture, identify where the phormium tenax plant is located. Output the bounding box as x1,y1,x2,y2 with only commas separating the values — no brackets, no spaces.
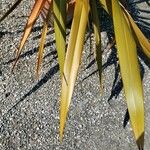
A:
1,0,150,149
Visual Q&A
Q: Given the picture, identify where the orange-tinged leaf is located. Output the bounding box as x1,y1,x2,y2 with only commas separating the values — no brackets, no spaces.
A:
112,0,144,149
0,0,23,23
60,0,90,141
36,14,49,78
12,0,46,71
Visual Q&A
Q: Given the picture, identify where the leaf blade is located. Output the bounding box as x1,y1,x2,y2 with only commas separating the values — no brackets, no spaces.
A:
59,0,83,141
112,0,144,149
53,0,66,78
121,4,150,58
60,0,90,141
12,0,46,71
36,16,49,78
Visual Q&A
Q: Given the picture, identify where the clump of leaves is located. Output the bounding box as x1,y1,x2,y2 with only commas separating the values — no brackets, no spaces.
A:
1,0,150,149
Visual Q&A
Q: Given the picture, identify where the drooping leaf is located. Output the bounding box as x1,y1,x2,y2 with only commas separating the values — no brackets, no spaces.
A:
120,4,150,58
90,0,103,94
53,0,66,78
59,0,83,141
100,0,150,59
60,0,90,141
112,0,144,149
12,0,46,71
0,0,23,23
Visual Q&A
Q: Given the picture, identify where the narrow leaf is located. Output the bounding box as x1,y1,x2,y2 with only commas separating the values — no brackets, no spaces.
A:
12,0,46,71
120,4,150,58
36,11,50,78
91,0,103,94
60,0,90,141
60,0,83,141
100,0,150,58
0,0,23,23
53,0,66,78
112,0,144,149
99,0,112,14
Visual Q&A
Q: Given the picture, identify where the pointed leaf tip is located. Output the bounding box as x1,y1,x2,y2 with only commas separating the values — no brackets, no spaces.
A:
12,0,46,70
112,0,144,148
60,0,90,141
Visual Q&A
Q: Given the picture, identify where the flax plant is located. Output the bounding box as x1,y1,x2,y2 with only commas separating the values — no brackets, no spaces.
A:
1,0,150,149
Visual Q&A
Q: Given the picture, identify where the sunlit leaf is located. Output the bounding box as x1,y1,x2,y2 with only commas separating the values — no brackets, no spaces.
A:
112,0,144,149
60,0,90,141
120,4,150,58
12,0,46,71
36,9,51,78
53,0,66,78
0,0,23,23
99,0,112,14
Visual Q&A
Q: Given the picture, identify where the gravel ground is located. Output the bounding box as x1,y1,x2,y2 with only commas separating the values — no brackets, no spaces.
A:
0,0,150,150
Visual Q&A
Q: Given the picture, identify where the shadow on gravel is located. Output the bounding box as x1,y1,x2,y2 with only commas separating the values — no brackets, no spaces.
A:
2,0,150,129
0,26,43,38
2,64,59,119
3,39,56,65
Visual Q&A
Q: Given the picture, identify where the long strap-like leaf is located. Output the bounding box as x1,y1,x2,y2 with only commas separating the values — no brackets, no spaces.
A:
12,0,46,71
60,0,90,141
112,0,144,149
53,0,66,78
120,4,150,58
36,2,52,78
100,0,150,59
60,0,83,141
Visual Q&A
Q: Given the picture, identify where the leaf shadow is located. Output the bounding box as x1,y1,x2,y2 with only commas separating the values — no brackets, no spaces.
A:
3,38,56,65
2,64,59,120
1,0,149,141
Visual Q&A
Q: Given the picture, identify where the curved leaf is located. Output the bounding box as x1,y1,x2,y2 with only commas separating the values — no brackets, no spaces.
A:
121,4,150,58
112,0,144,149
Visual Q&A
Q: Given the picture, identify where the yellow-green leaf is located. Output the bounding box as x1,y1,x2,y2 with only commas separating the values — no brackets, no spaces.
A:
112,0,144,149
99,0,112,14
60,0,90,141
100,0,150,59
120,4,150,58
91,0,103,94
0,0,22,23
12,0,46,71
60,0,83,141
53,0,66,78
